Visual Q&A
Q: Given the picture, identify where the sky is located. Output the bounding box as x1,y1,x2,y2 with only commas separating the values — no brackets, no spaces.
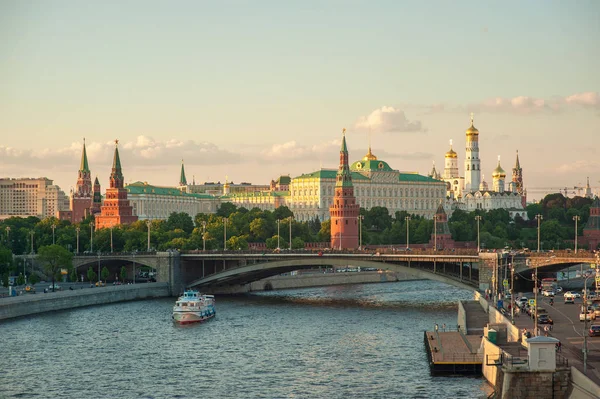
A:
1,0,599,201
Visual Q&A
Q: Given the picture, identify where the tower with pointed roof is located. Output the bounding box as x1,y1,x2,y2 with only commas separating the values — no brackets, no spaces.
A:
95,140,138,230
492,156,506,193
92,176,102,214
179,160,188,193
585,177,593,199
428,161,440,180
329,129,359,249
464,114,481,192
429,203,455,249
441,139,465,199
583,196,600,250
70,139,94,222
511,151,523,194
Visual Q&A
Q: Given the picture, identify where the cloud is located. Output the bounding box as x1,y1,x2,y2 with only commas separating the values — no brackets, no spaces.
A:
376,149,433,161
470,96,557,114
556,159,600,174
260,139,341,161
354,106,425,133
0,136,243,172
564,92,600,108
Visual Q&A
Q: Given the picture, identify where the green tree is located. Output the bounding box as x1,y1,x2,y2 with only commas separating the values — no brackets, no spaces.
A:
101,266,110,282
227,235,249,250
38,244,73,291
166,212,194,234
216,203,238,218
0,247,11,278
70,268,78,283
120,266,128,282
17,272,25,286
29,273,40,286
87,267,97,283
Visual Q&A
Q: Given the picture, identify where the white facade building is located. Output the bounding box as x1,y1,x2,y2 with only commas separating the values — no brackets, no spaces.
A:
0,177,69,220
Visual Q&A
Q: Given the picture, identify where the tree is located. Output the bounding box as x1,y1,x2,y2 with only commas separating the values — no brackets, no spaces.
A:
17,272,25,286
0,247,11,278
120,266,128,282
101,266,110,282
38,244,73,291
166,212,194,234
70,268,78,283
87,267,97,283
216,203,238,218
29,273,40,286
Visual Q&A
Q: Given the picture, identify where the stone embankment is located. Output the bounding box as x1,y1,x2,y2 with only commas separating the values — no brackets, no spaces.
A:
0,283,170,321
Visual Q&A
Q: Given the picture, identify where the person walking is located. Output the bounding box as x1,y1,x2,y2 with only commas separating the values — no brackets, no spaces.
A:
442,323,446,332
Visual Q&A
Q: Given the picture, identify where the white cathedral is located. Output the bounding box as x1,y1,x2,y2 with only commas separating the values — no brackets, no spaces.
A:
429,114,528,220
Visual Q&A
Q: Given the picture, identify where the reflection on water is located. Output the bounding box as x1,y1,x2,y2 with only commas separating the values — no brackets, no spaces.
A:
1,280,493,399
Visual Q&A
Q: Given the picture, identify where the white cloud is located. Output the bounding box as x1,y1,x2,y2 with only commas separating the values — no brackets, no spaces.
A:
565,92,600,108
470,96,557,114
354,106,424,133
261,139,340,161
556,159,600,174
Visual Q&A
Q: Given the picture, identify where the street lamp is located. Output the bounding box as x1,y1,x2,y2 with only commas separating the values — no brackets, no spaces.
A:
146,220,151,251
359,215,364,250
132,250,137,284
75,227,80,254
475,215,482,252
433,215,438,251
51,224,56,245
276,219,281,249
573,215,581,254
30,231,34,254
5,226,10,246
90,222,94,252
583,271,596,374
110,227,114,253
201,221,207,251
288,216,293,250
97,252,101,285
535,214,543,253
223,218,228,250
405,216,411,250
533,267,539,336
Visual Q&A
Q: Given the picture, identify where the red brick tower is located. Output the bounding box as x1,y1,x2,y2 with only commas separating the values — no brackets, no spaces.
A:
91,176,102,214
429,203,455,250
95,140,138,230
583,196,600,250
70,139,93,222
329,129,359,249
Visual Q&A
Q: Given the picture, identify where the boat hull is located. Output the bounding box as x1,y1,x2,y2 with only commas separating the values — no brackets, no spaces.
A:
172,310,216,325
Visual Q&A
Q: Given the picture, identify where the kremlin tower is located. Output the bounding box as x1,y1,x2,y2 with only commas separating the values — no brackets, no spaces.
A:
95,140,138,230
70,139,94,222
464,114,481,192
329,129,359,250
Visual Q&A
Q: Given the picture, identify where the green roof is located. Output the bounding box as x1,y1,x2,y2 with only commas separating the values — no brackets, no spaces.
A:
350,159,394,172
399,173,442,183
180,162,187,185
293,169,370,181
277,175,291,185
126,182,213,199
80,140,90,172
225,190,290,199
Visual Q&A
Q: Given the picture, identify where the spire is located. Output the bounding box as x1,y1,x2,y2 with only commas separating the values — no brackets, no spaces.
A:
80,138,90,172
336,128,353,188
109,139,124,188
515,150,521,169
179,159,187,186
341,128,348,153
112,139,122,172
94,176,99,185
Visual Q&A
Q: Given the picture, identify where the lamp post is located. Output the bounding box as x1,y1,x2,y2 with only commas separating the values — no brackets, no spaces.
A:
510,257,515,322
90,222,94,252
359,215,364,250
573,215,581,254
97,252,101,285
535,214,543,253
475,215,482,252
75,227,80,254
276,219,281,249
5,226,10,246
132,251,136,284
223,218,228,250
202,221,206,251
30,231,34,254
405,216,411,250
51,224,56,245
433,215,438,251
583,272,595,374
110,227,114,253
146,220,151,251
533,267,539,336
288,216,293,250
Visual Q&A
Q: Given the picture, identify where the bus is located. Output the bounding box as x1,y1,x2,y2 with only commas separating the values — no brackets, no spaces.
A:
541,277,558,292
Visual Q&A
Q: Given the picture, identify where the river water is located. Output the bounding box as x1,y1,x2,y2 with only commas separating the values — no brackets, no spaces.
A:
1,280,493,399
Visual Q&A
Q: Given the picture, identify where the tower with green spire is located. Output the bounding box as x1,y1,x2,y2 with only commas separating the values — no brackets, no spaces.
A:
95,139,138,230
71,138,94,222
179,159,188,189
329,129,359,249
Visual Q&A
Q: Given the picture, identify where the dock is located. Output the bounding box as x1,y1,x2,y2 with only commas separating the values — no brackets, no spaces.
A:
424,330,483,375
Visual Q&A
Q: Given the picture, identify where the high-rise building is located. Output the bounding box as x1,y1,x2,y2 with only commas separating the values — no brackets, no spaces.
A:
329,129,359,250
95,140,138,230
0,177,69,219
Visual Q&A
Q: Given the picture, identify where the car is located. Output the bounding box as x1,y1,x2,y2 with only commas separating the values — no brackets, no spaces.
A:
25,285,36,293
564,291,581,299
556,286,563,293
95,281,106,287
565,296,575,304
537,314,553,325
518,297,529,306
542,290,555,297
48,284,61,291
580,307,596,322
589,325,600,337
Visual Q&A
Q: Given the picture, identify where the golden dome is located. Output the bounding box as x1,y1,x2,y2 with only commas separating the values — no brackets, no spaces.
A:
466,113,479,135
492,160,506,178
445,147,457,158
362,146,378,161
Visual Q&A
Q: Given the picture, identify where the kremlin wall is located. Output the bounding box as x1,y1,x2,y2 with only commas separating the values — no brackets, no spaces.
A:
1,115,598,249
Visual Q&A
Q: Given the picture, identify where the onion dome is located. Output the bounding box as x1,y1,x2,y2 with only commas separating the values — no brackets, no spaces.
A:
492,157,506,178
445,140,457,158
362,146,378,161
479,175,489,191
466,113,479,136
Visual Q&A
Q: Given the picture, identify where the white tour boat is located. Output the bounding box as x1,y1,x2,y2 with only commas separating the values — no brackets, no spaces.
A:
172,289,216,325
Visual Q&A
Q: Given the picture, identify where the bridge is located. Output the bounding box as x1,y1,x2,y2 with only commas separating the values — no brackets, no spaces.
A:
17,250,599,296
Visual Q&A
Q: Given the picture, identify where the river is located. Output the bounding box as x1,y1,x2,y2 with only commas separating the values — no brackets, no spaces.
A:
1,280,493,398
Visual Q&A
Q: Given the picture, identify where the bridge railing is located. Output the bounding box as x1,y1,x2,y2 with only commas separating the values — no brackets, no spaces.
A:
182,248,479,256
74,251,157,257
